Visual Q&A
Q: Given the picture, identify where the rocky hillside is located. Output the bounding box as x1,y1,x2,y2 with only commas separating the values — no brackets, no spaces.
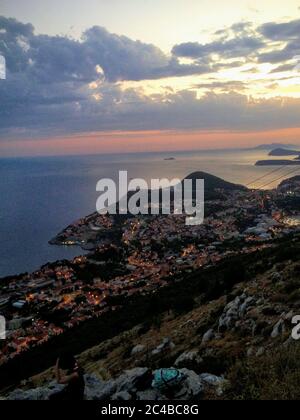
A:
7,369,228,401
5,243,300,400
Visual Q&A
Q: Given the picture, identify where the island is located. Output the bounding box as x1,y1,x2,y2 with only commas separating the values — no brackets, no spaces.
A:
268,148,300,156
255,160,300,166
249,143,297,151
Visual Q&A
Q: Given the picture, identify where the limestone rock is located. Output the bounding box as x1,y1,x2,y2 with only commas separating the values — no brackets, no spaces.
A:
271,319,286,338
131,345,146,356
152,338,175,356
202,329,215,345
175,351,203,368
111,391,132,400
199,373,228,396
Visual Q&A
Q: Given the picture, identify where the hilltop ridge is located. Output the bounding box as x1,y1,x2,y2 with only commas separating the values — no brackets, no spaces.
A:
184,172,247,192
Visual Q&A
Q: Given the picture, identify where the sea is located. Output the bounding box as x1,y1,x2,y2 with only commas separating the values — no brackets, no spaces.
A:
0,149,296,278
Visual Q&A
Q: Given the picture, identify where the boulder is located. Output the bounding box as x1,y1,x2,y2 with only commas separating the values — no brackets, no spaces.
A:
174,369,204,400
83,368,151,401
271,319,286,338
271,272,282,283
175,351,203,368
114,368,151,394
131,345,146,356
136,390,161,400
86,380,116,401
199,373,228,396
201,329,215,345
247,347,254,357
5,367,229,401
111,391,132,400
7,381,64,401
152,338,175,356
84,374,110,401
256,347,265,357
218,294,255,332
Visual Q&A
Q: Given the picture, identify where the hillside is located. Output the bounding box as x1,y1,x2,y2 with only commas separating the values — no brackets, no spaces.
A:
3,237,300,400
122,171,247,210
184,172,247,192
279,176,300,188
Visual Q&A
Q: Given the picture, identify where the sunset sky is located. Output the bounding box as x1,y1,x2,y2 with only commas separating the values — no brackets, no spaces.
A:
1,0,300,156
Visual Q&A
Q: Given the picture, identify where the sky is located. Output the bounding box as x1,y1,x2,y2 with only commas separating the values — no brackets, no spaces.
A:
1,0,300,156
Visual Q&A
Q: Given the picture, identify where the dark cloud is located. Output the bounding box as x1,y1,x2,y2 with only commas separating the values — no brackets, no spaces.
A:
258,41,300,64
172,36,263,60
1,16,300,141
173,21,264,61
0,16,33,37
0,16,210,84
82,26,211,82
173,18,300,67
257,19,300,64
0,15,211,138
1,81,300,138
260,19,300,41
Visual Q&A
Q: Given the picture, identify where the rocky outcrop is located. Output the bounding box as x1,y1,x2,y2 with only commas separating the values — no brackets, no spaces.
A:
174,351,203,369
131,345,146,356
199,373,229,397
151,338,175,356
218,294,255,332
201,329,215,345
6,368,226,401
7,382,65,401
271,319,286,338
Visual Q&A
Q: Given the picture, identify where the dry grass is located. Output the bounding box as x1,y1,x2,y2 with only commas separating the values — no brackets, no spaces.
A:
226,343,300,400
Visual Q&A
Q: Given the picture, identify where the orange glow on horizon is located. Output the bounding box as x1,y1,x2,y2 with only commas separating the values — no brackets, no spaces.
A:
1,128,300,157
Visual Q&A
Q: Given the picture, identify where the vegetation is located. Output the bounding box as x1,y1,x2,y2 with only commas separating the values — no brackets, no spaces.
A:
227,344,300,400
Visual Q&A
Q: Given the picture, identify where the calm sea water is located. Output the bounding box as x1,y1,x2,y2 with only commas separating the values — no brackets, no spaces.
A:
0,149,290,278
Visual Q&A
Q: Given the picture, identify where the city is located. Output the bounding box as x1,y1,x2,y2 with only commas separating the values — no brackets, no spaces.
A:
1,174,299,366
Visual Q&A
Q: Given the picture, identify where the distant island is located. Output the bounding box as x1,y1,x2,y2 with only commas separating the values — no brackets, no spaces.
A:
255,160,300,166
269,148,300,156
164,157,176,161
249,143,297,151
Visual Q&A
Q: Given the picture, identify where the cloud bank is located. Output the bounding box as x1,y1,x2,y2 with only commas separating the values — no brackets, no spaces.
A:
0,16,300,142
